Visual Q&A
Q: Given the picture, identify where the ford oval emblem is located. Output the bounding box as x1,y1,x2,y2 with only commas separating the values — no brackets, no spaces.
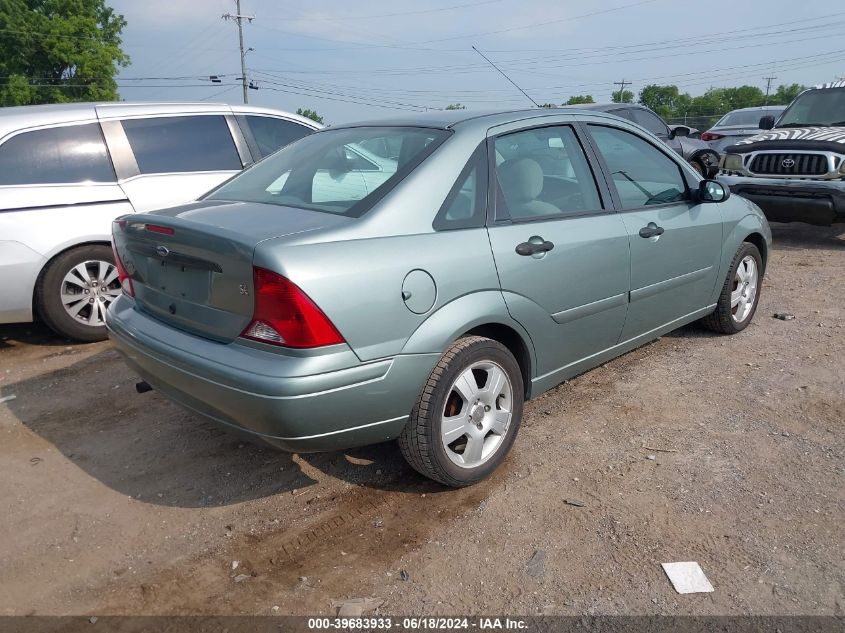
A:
155,245,170,257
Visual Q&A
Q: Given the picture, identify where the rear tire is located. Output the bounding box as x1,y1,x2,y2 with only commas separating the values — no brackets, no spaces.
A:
701,242,762,334
398,336,524,487
36,244,119,342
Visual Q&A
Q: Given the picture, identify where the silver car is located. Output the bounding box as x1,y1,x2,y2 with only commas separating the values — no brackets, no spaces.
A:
701,106,787,152
107,108,771,487
0,102,319,341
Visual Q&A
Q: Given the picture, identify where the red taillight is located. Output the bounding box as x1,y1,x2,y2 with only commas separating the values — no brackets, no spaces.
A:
145,224,175,235
700,132,724,142
111,220,134,297
240,267,344,348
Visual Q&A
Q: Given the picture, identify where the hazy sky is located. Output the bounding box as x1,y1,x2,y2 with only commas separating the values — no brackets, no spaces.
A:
110,0,845,123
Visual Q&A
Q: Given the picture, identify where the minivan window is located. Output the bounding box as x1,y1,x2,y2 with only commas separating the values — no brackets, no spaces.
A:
121,115,242,174
0,123,115,186
240,115,313,158
207,126,449,217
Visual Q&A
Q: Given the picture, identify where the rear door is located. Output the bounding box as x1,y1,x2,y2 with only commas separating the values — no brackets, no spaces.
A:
584,122,722,341
101,111,248,212
485,121,630,385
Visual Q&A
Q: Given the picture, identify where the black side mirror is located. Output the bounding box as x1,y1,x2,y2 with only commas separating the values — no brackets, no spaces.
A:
759,115,775,130
698,179,729,203
671,125,691,139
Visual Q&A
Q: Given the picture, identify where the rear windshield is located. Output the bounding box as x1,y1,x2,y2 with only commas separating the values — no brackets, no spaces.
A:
777,88,845,128
715,108,784,127
207,126,449,217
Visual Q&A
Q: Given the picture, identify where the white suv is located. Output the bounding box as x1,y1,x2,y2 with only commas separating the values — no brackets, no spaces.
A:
0,102,320,341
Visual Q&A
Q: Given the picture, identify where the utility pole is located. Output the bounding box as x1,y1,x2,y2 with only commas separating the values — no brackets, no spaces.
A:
613,79,631,103
222,0,254,104
763,74,777,106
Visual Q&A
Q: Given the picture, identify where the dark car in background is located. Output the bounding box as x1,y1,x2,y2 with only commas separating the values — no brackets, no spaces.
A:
701,106,787,152
567,103,721,176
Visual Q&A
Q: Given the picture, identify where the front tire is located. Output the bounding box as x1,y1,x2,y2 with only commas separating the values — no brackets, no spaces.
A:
36,245,120,342
398,336,524,487
701,242,763,334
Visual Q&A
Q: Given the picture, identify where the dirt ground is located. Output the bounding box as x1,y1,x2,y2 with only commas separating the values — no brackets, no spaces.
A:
0,222,842,617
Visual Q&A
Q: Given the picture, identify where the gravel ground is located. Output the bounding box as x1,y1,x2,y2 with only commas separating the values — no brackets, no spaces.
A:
0,222,842,617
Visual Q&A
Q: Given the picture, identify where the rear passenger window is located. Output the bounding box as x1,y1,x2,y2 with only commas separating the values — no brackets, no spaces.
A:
241,115,312,158
0,123,115,185
121,115,241,174
494,125,602,220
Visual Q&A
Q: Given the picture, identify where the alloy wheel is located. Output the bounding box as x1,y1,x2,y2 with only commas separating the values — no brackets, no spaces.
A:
731,255,758,323
440,361,513,468
60,260,121,327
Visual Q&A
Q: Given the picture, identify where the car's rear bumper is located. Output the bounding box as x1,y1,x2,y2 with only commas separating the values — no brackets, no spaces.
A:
106,296,438,452
718,174,845,225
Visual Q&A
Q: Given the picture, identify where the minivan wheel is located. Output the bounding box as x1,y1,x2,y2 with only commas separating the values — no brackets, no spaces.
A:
398,336,524,487
36,245,119,342
700,242,763,335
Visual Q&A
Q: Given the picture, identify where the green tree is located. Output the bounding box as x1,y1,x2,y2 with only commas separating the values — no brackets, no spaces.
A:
0,0,128,106
638,84,691,120
771,83,805,105
445,103,466,110
566,94,595,105
611,89,634,103
296,107,324,124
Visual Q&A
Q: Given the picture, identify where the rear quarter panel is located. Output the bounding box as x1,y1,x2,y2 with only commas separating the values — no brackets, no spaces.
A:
253,228,504,361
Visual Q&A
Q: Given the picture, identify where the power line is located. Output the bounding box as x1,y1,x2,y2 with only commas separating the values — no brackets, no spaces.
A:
267,0,505,22
222,0,254,104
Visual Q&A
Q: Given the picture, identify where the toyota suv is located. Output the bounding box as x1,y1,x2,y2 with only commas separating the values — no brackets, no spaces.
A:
0,102,319,341
717,80,845,226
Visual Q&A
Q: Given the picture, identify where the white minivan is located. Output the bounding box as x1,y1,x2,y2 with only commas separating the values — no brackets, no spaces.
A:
0,102,320,341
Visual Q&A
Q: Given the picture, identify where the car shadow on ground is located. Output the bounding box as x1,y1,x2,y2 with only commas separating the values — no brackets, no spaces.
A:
0,321,74,349
769,221,845,251
1,334,441,509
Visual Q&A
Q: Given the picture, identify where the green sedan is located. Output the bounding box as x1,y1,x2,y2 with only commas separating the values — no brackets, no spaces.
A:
106,108,771,487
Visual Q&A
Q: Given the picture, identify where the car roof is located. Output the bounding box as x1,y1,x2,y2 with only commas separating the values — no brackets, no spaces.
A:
0,101,319,140
720,105,786,114
561,102,650,113
329,106,619,132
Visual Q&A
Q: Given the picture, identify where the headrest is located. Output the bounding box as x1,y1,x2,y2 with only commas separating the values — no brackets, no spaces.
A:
499,158,543,202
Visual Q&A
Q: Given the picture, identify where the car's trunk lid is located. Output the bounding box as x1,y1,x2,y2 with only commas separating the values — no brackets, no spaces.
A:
113,200,350,342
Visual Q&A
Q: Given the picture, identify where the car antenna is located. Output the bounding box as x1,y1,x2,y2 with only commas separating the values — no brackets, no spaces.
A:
472,45,540,108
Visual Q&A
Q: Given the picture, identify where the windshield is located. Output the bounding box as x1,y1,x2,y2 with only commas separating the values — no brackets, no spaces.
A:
777,88,845,128
207,126,449,216
715,108,784,127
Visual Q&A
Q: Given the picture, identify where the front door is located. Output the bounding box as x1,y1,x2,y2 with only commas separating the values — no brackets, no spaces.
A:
585,123,723,341
486,123,630,390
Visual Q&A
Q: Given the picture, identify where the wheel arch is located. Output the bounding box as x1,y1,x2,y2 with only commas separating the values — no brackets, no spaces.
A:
743,231,768,274
32,239,113,318
460,322,534,400
400,290,537,398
